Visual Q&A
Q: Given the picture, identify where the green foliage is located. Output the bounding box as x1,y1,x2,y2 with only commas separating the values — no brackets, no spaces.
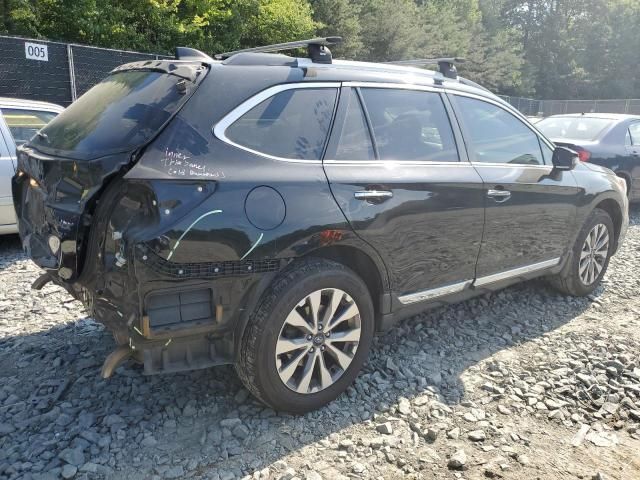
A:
1,0,638,98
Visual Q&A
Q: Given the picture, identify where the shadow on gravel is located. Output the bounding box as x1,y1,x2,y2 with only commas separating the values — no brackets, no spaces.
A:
0,234,22,269
0,206,638,479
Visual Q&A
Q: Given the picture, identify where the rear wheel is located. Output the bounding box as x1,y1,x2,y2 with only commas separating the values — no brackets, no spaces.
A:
236,258,374,413
549,208,614,296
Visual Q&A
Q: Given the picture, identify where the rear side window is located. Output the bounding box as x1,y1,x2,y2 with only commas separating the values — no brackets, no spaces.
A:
452,96,544,165
225,88,338,160
335,91,375,160
1,108,58,146
359,88,458,162
31,71,189,155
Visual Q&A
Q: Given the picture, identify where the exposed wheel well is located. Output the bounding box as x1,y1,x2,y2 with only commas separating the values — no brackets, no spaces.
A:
305,245,387,326
595,198,623,249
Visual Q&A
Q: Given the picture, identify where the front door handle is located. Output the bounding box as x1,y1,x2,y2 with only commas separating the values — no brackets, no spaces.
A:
354,190,393,201
487,189,511,202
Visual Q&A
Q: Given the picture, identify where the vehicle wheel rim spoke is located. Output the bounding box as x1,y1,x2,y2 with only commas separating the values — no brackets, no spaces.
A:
296,351,317,394
320,289,339,327
579,257,590,276
307,290,322,331
318,352,333,389
325,301,358,332
278,346,310,384
276,337,308,355
325,343,354,370
283,308,313,334
275,288,361,394
579,223,609,286
326,327,361,344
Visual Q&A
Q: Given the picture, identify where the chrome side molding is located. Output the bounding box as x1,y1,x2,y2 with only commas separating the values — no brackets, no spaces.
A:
398,280,472,305
473,257,561,287
397,257,561,306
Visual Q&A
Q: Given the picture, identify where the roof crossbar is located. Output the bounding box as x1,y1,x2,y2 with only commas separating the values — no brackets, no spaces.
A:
385,57,466,79
215,36,342,64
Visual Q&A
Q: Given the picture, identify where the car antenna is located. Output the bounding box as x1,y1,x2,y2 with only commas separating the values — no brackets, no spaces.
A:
215,37,343,64
384,57,466,79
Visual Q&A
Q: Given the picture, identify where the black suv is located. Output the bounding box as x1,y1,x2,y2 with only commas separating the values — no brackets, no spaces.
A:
12,38,629,413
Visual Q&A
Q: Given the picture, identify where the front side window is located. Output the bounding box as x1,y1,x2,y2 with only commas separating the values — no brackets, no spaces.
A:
359,88,459,162
1,108,58,146
629,122,640,146
452,96,544,165
225,88,338,160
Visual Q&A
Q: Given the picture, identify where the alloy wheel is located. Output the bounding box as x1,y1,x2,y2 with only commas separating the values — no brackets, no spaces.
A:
579,223,610,286
275,288,361,394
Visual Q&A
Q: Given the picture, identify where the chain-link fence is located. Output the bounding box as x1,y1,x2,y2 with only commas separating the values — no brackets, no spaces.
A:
3,35,639,117
499,95,640,117
498,95,543,116
0,35,170,106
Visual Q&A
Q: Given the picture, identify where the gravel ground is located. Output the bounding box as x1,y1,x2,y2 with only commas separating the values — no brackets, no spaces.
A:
1,208,640,480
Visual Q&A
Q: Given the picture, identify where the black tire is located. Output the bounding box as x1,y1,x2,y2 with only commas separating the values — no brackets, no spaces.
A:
549,208,614,296
235,258,374,414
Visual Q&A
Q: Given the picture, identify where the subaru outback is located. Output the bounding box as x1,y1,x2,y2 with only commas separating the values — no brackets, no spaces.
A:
12,37,629,413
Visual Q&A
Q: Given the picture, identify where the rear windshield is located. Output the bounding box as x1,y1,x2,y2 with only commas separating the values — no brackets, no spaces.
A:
30,71,188,156
1,108,58,146
536,116,614,141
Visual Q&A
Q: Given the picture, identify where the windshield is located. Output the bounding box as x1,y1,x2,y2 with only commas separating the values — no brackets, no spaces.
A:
536,116,614,141
30,70,189,157
1,108,58,146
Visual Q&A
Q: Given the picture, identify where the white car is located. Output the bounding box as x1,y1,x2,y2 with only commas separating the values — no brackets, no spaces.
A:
0,98,64,234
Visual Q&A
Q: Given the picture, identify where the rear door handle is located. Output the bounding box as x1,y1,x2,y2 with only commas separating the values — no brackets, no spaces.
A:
354,190,393,201
487,189,511,202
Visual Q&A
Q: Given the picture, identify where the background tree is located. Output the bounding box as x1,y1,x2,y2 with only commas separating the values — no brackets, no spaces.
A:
1,0,639,99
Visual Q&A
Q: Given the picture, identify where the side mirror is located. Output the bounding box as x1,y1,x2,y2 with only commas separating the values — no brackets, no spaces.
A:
552,146,578,171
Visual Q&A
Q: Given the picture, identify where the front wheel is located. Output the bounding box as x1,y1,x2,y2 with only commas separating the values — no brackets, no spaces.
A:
236,258,374,414
549,208,614,296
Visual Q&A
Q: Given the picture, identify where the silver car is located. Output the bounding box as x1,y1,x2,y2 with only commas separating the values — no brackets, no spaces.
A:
0,98,64,234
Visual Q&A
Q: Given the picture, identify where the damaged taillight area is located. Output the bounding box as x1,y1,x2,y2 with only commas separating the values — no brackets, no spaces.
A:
64,176,280,375
12,147,134,280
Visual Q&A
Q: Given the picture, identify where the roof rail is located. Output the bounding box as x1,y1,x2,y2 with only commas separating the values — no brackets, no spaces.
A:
385,57,465,79
175,47,214,62
215,36,342,64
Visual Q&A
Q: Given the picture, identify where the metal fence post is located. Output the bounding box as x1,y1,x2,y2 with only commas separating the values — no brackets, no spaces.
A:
67,44,77,102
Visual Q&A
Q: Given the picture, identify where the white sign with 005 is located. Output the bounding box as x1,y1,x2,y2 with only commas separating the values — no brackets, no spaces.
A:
25,42,49,61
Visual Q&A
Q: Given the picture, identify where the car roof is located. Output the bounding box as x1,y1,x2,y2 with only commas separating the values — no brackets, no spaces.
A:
210,54,509,104
545,113,640,122
0,97,65,113
117,53,516,115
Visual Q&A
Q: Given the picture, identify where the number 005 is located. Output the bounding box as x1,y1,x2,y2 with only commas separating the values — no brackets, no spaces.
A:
25,42,49,61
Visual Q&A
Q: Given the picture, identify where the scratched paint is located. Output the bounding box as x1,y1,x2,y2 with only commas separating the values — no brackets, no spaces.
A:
166,209,223,260
241,232,264,260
